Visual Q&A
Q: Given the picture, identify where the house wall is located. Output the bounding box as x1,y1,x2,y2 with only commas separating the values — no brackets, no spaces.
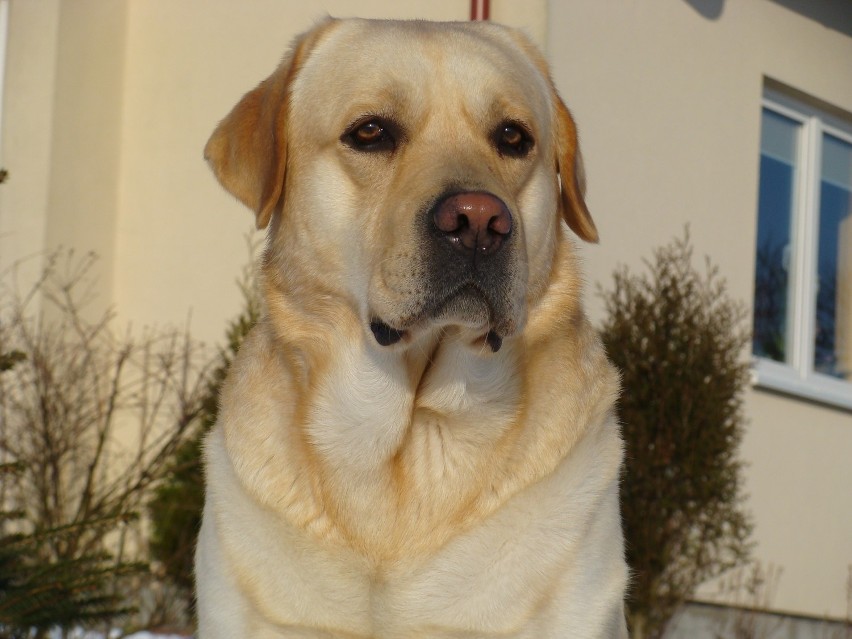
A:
0,0,61,288
1,0,849,624
548,0,852,620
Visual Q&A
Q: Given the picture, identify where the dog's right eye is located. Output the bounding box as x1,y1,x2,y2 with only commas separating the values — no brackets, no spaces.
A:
343,118,396,152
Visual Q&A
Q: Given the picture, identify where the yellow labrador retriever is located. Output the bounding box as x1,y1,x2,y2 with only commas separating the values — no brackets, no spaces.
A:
197,17,628,639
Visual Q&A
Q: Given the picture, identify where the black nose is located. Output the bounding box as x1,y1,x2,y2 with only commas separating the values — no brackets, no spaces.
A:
432,192,512,255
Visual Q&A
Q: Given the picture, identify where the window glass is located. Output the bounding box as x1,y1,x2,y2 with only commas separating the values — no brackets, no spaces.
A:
753,109,800,365
815,133,852,379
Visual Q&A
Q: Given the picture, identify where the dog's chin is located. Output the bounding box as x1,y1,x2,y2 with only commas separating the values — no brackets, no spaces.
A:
370,288,511,353
434,288,490,327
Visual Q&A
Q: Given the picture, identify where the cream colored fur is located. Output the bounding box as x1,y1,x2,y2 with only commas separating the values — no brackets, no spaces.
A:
196,17,628,638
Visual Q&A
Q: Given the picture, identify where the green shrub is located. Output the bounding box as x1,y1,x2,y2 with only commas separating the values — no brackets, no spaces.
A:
598,230,753,639
0,476,143,639
148,271,260,612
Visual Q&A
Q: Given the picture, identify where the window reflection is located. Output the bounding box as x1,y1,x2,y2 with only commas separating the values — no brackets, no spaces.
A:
815,133,852,380
753,109,799,365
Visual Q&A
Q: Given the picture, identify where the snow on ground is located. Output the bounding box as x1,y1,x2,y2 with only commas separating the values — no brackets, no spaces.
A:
49,630,191,639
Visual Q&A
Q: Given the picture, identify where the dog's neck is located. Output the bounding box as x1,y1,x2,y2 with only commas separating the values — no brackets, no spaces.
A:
223,238,616,562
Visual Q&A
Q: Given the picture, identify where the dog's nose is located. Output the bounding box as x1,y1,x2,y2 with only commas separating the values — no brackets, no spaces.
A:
432,192,512,255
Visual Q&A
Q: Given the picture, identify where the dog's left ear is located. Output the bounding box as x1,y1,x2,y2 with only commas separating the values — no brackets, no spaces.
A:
204,20,334,229
554,97,599,243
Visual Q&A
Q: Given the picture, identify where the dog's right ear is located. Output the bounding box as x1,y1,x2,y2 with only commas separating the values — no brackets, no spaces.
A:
204,20,334,229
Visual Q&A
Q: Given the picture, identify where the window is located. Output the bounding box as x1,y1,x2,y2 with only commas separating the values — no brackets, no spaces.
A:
753,87,852,410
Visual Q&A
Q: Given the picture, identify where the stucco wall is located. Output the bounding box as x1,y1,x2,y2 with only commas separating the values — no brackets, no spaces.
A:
548,0,852,619
0,0,61,288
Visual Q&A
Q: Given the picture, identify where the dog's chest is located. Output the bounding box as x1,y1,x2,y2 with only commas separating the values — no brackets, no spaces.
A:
207,329,623,636
212,420,604,638
239,469,582,637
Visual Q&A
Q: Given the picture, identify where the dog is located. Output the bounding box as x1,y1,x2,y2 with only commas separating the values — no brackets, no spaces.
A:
196,17,628,638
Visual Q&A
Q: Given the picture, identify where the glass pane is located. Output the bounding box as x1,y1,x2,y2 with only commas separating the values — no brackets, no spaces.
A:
814,132,852,380
753,108,800,365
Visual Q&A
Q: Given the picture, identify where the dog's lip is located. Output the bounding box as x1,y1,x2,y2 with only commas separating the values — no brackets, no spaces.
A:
484,330,503,352
369,317,503,353
369,319,407,346
370,286,508,352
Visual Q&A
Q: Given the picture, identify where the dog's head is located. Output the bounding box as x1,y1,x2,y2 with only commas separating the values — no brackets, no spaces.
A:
205,18,596,352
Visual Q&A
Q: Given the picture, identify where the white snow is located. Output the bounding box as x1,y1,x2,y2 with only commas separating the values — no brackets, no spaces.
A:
49,631,191,639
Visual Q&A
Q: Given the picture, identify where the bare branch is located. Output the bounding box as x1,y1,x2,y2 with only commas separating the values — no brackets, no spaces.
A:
0,249,213,619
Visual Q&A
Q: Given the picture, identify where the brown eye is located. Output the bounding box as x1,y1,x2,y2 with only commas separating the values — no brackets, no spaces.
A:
502,126,523,146
495,122,533,158
343,118,396,152
355,122,383,144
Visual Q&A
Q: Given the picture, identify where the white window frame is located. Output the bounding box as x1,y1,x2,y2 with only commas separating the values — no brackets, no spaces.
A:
752,88,852,411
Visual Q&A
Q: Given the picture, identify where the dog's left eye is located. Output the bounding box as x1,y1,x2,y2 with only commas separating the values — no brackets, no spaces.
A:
343,118,396,152
495,122,534,158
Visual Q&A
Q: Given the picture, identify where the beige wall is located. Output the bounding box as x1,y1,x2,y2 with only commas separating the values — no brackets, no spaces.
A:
1,0,128,310
1,0,61,288
1,0,850,623
548,0,852,619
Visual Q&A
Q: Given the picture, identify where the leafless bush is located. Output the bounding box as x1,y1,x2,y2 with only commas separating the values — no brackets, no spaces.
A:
599,230,753,639
707,563,852,639
820,566,852,639
0,250,212,634
711,562,784,639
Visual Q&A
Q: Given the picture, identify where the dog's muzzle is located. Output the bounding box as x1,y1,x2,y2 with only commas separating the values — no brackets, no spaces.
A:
369,191,519,352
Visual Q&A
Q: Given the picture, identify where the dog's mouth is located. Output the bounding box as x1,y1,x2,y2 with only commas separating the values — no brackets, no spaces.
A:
369,285,509,352
369,320,407,346
369,319,504,353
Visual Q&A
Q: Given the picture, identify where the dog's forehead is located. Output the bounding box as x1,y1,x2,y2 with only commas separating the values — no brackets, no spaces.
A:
291,19,553,128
